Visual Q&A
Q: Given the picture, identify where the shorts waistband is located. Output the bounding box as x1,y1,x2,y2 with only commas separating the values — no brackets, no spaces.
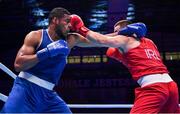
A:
137,73,173,87
18,71,55,90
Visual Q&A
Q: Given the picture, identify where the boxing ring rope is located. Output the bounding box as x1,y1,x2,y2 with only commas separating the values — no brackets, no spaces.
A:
0,93,8,102
0,63,16,79
0,62,180,108
68,104,133,108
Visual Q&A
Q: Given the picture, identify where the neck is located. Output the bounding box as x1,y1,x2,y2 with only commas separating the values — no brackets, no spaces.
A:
47,26,59,41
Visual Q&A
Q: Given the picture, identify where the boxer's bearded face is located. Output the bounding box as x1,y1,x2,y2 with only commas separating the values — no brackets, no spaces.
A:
55,25,65,39
55,14,71,40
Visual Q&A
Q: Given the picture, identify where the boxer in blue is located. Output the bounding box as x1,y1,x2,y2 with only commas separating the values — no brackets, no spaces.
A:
1,8,147,112
1,7,73,113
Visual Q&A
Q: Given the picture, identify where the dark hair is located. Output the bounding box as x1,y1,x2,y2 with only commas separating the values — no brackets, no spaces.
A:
114,20,132,28
48,7,71,24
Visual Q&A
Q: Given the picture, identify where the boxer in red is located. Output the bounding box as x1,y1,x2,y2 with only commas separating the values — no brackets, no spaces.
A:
70,15,180,113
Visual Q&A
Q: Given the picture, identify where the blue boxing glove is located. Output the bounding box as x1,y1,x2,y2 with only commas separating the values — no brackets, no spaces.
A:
118,22,147,38
36,40,70,61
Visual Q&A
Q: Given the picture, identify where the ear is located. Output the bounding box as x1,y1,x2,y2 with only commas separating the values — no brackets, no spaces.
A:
52,17,58,24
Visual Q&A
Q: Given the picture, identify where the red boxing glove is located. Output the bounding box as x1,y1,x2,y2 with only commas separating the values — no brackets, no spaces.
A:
106,47,123,62
70,14,89,37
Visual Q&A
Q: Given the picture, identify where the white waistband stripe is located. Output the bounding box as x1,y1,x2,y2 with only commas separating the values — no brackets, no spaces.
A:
18,72,55,90
137,73,173,87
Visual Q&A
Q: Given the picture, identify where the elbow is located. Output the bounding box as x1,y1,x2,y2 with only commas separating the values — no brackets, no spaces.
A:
14,62,22,72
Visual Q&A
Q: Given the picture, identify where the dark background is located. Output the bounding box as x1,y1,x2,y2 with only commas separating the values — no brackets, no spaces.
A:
0,0,180,113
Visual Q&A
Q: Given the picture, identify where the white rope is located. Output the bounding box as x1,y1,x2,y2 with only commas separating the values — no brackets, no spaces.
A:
0,93,8,102
68,104,180,108
0,63,180,109
0,62,17,79
68,104,133,108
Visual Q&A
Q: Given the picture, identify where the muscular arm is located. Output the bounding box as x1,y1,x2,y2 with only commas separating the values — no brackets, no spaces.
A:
86,31,128,48
105,32,118,37
67,33,102,48
14,31,40,72
70,15,142,48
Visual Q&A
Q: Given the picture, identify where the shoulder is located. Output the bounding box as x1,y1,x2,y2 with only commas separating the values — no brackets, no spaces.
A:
114,35,130,40
24,29,42,47
114,35,130,44
27,30,42,39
